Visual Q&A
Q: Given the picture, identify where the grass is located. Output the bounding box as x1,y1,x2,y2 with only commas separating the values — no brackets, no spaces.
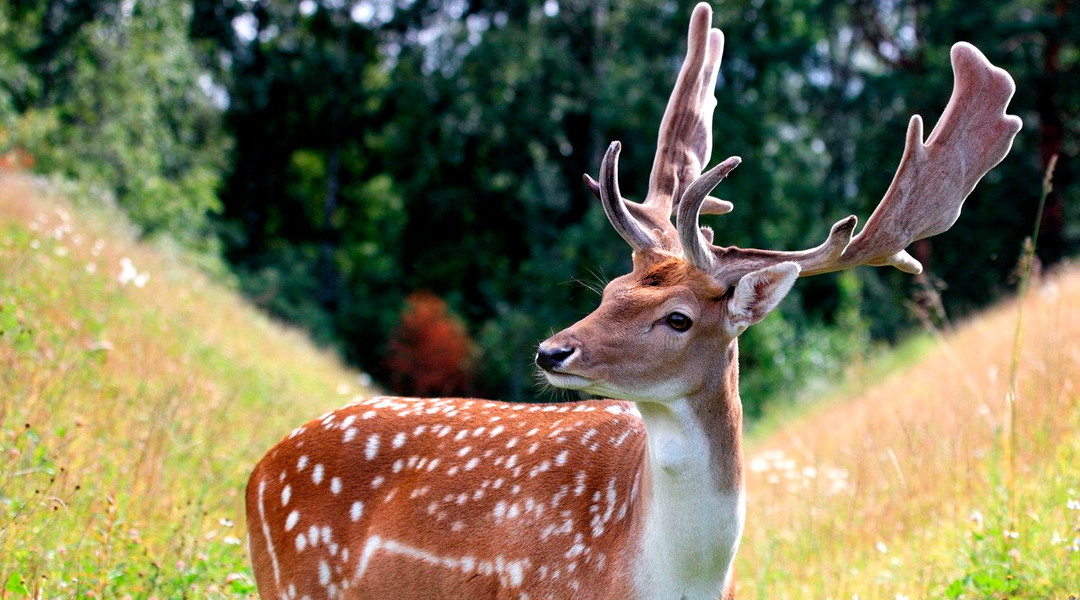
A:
1,172,1078,599
737,260,1080,598
0,174,368,598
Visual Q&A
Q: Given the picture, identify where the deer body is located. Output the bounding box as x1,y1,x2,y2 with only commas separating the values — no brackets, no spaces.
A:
246,388,744,600
247,3,1020,598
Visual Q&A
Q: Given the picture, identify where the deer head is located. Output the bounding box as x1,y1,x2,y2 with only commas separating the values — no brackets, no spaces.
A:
538,6,1021,404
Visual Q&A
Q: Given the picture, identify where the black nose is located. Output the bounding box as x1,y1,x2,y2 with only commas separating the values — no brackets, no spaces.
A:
535,346,576,372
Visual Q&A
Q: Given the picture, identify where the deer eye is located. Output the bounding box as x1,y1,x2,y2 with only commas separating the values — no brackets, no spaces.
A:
665,312,692,331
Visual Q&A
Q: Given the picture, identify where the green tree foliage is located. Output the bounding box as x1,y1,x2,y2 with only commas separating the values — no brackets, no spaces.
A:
202,0,1076,406
5,0,1075,409
0,0,228,247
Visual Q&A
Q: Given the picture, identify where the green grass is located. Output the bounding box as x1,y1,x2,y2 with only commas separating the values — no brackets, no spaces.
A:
0,175,367,598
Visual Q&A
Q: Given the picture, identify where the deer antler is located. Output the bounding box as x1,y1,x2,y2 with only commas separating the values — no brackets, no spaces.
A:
677,42,1022,287
586,2,731,253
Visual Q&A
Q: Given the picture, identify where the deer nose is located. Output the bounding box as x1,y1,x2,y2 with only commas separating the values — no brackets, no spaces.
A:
535,346,576,372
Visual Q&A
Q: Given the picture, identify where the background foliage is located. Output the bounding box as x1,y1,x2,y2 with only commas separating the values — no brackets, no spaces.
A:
1,0,1076,411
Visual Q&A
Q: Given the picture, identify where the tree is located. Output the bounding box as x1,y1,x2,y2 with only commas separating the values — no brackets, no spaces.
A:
1,0,228,247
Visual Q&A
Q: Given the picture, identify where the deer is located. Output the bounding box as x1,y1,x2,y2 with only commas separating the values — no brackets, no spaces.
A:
245,4,1021,599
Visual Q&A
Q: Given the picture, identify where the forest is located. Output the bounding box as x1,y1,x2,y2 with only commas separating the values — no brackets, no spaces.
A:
1,0,1075,412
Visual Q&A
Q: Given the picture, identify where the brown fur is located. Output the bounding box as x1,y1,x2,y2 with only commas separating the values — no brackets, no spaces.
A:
248,397,648,600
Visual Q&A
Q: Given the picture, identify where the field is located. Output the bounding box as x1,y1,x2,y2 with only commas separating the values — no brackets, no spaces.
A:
1,175,1078,598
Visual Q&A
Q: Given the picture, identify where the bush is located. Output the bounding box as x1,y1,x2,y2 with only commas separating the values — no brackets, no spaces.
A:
385,292,476,397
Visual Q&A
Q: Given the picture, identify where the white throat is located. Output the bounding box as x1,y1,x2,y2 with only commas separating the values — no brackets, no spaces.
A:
633,399,744,600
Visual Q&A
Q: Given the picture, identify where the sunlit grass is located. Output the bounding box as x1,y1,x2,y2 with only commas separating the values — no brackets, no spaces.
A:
738,260,1080,598
2,172,1077,599
0,174,369,598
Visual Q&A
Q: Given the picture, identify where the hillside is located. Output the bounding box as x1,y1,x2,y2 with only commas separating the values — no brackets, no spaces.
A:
0,175,369,597
2,174,1078,598
738,260,1080,596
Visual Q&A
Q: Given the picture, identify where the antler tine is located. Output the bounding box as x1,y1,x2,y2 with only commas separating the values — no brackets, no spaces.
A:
677,156,742,269
693,41,1021,289
599,142,657,251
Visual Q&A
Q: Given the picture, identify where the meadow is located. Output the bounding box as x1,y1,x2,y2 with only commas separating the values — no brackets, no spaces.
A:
1,174,1077,598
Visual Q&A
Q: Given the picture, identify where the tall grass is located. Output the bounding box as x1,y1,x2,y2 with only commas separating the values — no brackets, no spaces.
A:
1004,154,1057,535
0,175,368,598
738,158,1079,598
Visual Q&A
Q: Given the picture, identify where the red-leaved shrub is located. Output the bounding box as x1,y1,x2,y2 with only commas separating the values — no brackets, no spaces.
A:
0,148,34,172
385,291,475,397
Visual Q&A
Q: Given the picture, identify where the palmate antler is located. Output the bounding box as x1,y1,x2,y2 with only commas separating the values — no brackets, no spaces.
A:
595,3,1022,289
584,2,731,254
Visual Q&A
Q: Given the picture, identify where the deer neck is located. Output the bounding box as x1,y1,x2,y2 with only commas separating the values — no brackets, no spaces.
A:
632,341,744,600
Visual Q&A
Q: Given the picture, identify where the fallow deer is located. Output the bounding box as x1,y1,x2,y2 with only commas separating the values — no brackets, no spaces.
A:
246,4,1021,599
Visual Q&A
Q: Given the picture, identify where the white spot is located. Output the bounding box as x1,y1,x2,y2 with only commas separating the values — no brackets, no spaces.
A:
372,476,385,488
465,458,480,471
281,485,292,506
362,410,376,419
343,427,358,442
489,425,505,437
297,455,309,472
351,501,364,521
365,434,380,460
574,471,587,496
312,464,324,485
340,415,357,429
393,458,404,473
506,437,518,449
457,446,472,457
393,432,407,449
605,405,623,414
319,560,331,586
555,450,569,467
285,510,300,531
331,477,342,494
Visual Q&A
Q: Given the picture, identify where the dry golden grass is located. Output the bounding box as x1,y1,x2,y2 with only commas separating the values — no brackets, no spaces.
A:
739,260,1080,598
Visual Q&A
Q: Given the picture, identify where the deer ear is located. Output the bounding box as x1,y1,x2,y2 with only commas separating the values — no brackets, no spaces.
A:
725,262,800,336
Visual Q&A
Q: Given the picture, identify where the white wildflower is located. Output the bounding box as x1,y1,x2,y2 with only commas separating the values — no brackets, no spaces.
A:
118,258,150,287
